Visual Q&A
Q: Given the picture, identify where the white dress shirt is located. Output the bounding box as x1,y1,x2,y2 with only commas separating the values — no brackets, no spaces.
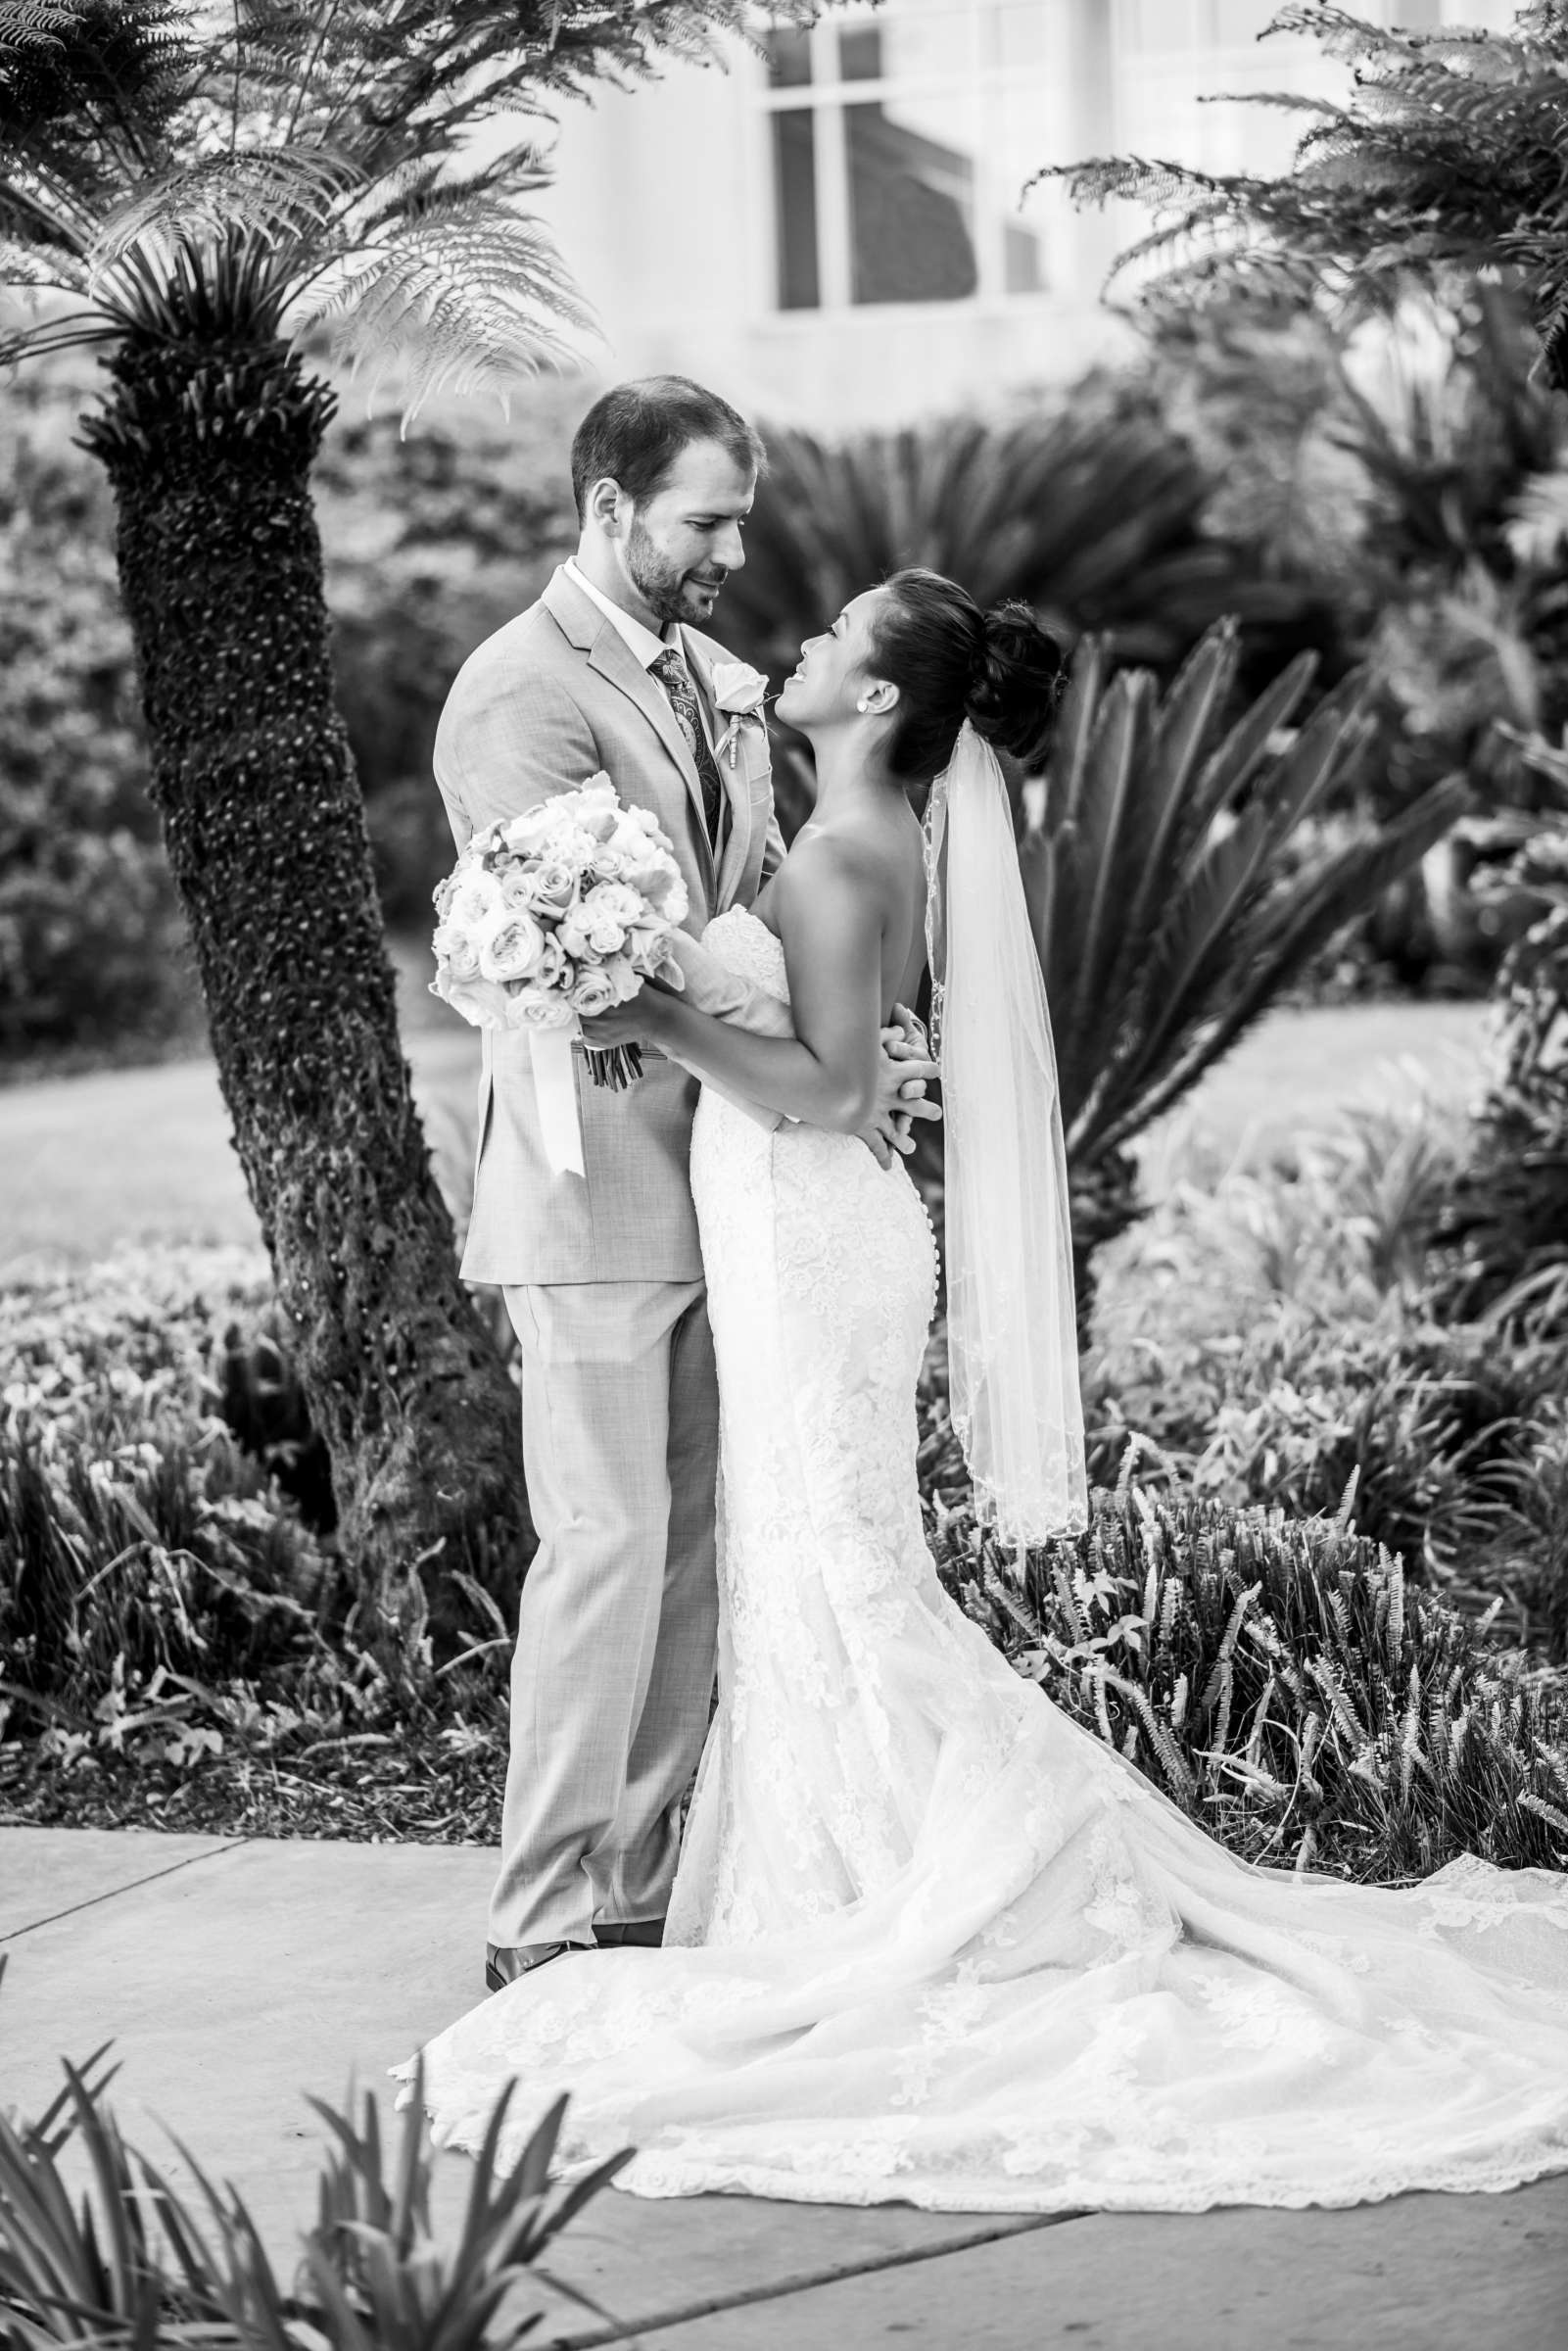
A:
564,557,674,672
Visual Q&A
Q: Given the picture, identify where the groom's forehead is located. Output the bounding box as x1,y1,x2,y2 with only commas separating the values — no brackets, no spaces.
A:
656,438,756,509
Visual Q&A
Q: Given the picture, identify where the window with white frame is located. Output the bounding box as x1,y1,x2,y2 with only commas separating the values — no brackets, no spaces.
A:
760,5,1057,313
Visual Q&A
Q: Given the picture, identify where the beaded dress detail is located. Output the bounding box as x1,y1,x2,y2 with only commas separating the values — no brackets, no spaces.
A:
406,909,1568,2213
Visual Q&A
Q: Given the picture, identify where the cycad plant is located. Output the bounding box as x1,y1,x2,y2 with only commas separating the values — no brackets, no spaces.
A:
0,1,804,1602
721,402,1331,718
1021,622,1464,1314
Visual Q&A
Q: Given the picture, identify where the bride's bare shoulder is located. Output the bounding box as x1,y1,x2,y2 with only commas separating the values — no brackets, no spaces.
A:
773,816,913,916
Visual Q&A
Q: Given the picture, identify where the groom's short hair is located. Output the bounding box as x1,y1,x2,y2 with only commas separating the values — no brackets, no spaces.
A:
571,377,766,522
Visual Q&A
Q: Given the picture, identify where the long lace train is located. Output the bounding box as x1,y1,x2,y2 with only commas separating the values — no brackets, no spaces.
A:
402,908,1568,2213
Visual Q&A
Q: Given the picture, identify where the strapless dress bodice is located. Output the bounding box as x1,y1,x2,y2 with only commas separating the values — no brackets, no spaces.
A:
700,905,789,1005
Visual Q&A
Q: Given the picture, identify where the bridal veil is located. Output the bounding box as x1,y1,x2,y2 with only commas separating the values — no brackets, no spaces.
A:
925,721,1088,1546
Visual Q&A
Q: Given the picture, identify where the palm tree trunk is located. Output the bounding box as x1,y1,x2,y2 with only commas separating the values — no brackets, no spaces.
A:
81,332,529,1616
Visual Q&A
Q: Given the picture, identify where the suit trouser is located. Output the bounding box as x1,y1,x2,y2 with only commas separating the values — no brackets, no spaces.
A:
490,1277,721,1948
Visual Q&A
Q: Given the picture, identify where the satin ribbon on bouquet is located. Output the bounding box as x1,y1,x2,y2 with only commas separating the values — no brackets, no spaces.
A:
529,1025,589,1177
528,933,795,1177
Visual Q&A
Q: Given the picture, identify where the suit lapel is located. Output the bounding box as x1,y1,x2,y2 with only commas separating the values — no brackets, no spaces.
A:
544,569,715,894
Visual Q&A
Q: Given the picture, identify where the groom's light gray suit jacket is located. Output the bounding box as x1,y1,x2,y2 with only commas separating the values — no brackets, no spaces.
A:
434,564,784,1287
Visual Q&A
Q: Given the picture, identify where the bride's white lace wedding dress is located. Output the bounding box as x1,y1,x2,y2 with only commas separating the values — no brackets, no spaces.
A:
407,908,1568,2212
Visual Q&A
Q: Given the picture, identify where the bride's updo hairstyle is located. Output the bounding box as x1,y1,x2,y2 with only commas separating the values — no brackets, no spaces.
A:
870,567,1064,788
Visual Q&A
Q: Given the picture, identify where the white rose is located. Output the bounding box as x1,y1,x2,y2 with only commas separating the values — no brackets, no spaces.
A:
569,965,617,1018
478,908,546,983
712,660,769,717
625,923,673,973
433,922,482,982
506,987,574,1031
520,857,578,916
451,869,503,931
532,934,568,994
582,881,644,927
443,971,517,1030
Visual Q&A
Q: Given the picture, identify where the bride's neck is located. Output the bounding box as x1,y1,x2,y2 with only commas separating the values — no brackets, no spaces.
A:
803,726,895,818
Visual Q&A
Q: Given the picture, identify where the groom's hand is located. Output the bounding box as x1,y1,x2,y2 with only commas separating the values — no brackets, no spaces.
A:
858,1008,939,1169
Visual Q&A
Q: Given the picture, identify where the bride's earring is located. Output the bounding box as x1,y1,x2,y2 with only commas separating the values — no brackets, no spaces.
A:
856,696,871,712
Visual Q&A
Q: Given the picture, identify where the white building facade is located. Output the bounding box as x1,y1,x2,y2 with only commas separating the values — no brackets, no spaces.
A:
536,0,1518,427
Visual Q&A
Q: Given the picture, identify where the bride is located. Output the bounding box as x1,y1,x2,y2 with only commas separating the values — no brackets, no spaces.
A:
404,569,1568,2213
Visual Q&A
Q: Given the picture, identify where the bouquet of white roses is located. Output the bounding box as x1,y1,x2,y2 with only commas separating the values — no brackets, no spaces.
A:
431,773,689,1174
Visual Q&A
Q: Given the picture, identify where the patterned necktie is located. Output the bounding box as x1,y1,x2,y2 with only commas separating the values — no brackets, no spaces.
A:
651,647,724,848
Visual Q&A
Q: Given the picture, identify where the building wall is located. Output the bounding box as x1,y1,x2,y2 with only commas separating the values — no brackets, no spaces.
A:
531,0,1519,428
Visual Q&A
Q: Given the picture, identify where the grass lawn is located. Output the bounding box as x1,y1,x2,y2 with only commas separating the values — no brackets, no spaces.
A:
0,949,1493,1278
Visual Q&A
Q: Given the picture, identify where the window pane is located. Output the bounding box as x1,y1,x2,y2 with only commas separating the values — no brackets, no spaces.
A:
854,1,974,83
764,24,812,86
846,98,977,306
1003,218,1043,293
839,24,882,80
772,110,820,309
992,82,1052,294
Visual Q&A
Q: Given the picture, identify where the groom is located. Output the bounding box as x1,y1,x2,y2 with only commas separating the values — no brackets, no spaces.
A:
434,376,936,1990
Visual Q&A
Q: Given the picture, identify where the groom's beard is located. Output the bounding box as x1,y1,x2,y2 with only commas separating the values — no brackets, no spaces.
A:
626,516,726,627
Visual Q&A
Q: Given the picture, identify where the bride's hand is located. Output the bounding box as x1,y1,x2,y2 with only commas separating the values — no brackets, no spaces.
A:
579,983,675,1052
856,1026,940,1168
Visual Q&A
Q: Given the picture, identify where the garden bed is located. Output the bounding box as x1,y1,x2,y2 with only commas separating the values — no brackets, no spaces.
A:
4,1106,1566,1882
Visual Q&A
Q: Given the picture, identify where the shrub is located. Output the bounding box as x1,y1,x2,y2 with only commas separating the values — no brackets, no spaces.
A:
1091,1106,1568,1658
314,391,581,922
0,1252,336,1728
928,1484,1568,1884
1430,893,1568,1331
0,386,196,1058
0,1251,519,1825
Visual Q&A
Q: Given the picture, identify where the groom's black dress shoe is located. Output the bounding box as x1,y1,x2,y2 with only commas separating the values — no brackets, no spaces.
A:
593,1919,666,1949
485,1940,592,1993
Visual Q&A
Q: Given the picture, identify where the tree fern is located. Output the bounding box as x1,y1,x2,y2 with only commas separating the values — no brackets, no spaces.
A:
0,3,818,1584
2,1,815,406
1046,4,1568,393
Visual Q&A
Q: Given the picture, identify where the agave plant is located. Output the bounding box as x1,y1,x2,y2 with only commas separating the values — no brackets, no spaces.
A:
0,1958,627,2348
1019,621,1465,1316
0,0,807,1595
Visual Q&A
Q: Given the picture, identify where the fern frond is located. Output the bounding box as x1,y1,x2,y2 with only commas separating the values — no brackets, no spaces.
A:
0,0,81,44
87,143,358,268
293,198,596,421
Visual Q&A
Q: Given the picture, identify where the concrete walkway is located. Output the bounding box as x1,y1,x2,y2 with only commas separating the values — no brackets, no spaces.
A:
2,1828,1563,2349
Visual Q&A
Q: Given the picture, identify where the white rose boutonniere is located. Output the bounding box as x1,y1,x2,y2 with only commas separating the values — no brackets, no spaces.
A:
710,660,771,768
